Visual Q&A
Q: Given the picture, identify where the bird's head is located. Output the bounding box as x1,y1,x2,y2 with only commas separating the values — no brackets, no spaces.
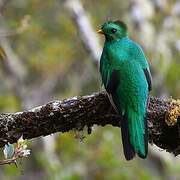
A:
97,20,128,41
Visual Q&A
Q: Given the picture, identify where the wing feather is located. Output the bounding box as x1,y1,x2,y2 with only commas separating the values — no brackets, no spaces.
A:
143,68,152,91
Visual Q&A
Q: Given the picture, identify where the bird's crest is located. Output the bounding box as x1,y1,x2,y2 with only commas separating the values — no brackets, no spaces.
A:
113,20,128,32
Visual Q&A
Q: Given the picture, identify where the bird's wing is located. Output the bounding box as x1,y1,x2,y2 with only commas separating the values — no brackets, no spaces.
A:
143,68,152,91
105,70,119,93
100,52,119,112
132,42,152,91
100,51,110,88
105,70,119,112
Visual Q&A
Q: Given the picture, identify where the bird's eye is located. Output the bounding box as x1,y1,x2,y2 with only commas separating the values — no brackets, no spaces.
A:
111,28,117,33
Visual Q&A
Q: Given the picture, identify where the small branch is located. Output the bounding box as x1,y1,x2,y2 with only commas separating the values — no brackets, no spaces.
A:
0,91,179,156
0,158,17,166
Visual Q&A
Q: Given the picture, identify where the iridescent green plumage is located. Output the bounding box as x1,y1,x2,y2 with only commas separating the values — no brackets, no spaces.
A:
99,20,152,160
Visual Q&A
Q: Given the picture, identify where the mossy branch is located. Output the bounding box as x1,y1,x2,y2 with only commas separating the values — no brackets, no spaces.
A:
0,91,179,156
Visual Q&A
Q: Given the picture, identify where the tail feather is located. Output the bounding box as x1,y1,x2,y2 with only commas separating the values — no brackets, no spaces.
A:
121,115,135,160
143,96,150,157
127,108,148,158
138,116,148,158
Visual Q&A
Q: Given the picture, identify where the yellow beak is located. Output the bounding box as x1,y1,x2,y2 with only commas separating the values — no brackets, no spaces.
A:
97,29,104,34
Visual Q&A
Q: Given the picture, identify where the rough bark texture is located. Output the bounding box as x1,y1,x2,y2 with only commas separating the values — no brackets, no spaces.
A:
0,91,179,156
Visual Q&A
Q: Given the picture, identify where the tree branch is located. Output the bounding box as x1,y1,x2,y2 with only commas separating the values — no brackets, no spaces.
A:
65,0,102,65
0,91,179,156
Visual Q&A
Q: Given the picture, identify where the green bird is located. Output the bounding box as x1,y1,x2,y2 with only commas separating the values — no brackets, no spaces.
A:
98,20,152,160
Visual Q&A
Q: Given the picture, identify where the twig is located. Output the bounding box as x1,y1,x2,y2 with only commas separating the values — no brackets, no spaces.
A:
0,158,17,166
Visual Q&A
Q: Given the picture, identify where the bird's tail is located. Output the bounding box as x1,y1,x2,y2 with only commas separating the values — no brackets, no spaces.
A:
127,108,148,159
121,115,135,160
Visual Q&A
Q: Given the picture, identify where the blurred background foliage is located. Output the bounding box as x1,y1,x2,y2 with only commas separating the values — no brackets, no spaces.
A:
0,0,179,179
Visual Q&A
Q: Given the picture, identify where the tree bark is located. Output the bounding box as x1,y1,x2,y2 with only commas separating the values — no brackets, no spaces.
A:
0,91,179,156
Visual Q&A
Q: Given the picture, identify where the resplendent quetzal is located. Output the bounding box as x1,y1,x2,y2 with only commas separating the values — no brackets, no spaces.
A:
98,20,152,160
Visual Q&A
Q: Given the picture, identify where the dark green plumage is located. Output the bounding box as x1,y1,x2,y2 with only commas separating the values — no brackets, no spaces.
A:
98,20,152,160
